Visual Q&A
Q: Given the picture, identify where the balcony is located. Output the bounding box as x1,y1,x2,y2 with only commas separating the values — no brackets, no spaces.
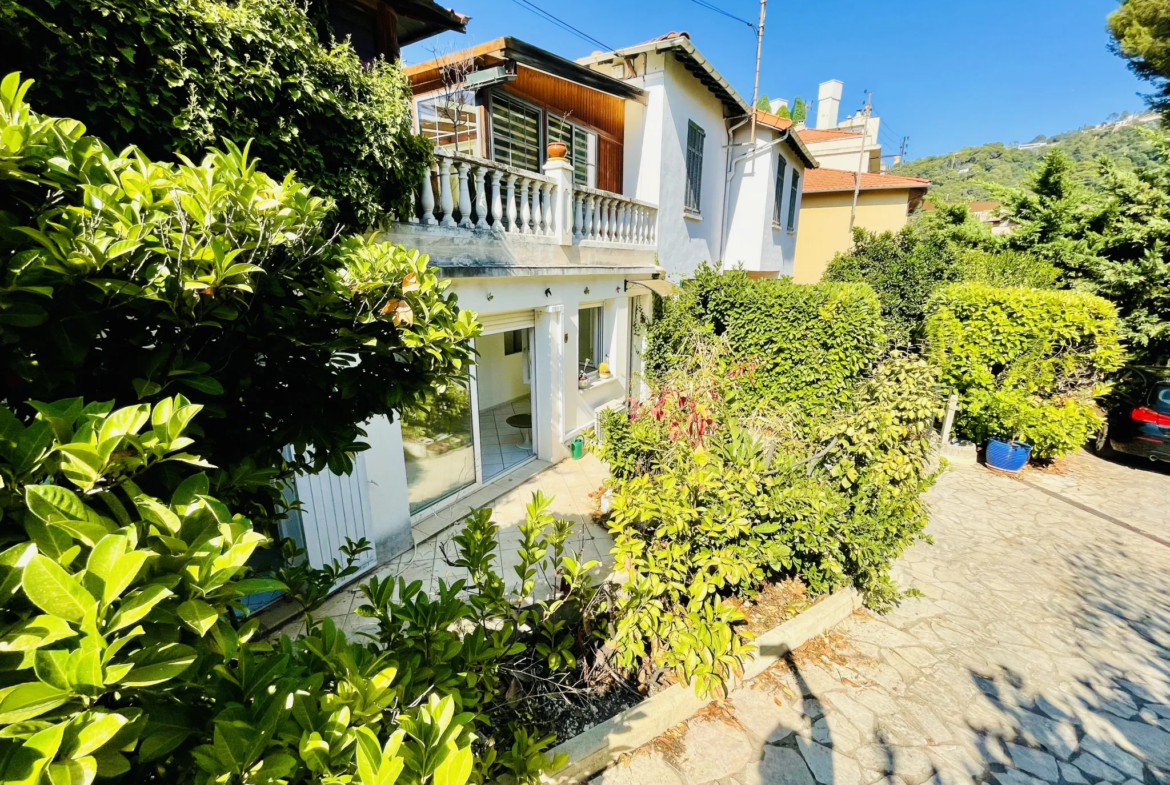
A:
375,149,658,274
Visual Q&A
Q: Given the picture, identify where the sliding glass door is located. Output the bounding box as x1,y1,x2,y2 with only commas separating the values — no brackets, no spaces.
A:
401,373,477,514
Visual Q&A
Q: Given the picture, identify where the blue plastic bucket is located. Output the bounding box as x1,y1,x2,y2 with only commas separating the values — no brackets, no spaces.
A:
986,438,1032,472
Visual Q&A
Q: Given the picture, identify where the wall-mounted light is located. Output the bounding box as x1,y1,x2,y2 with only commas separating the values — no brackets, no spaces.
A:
545,288,552,297
584,287,590,295
487,292,494,301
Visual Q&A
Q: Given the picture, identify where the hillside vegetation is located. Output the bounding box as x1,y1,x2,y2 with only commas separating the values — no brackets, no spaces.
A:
892,115,1161,201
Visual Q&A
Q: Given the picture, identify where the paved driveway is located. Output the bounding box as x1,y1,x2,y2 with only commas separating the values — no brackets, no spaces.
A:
592,456,1170,785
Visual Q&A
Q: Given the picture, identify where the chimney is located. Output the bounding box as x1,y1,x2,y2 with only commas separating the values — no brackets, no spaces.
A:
769,97,788,114
816,79,843,130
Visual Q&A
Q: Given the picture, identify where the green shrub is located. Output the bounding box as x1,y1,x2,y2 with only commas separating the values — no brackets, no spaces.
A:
926,283,1125,459
823,225,962,344
0,74,476,527
957,248,1061,289
644,265,888,421
0,396,476,785
823,216,1059,343
600,346,941,697
0,0,430,228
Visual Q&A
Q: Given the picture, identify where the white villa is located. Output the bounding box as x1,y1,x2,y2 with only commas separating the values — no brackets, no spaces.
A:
281,29,818,580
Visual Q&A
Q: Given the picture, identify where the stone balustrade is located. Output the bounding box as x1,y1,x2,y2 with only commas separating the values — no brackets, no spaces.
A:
572,185,658,246
404,149,657,248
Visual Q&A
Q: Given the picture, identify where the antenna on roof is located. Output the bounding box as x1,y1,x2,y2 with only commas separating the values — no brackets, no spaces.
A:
749,0,767,143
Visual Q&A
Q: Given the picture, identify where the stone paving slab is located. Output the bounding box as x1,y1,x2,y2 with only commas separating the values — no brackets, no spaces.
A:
589,458,1170,785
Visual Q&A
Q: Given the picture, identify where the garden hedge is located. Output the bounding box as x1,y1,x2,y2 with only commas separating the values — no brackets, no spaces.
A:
0,0,429,228
925,283,1125,459
644,265,888,420
0,73,477,531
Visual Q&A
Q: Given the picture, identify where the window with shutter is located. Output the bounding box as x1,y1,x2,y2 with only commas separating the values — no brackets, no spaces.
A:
685,121,705,214
774,155,787,226
491,93,542,173
787,170,800,232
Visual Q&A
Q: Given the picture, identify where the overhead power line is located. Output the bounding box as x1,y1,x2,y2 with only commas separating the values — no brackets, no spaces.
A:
688,0,757,29
505,0,614,52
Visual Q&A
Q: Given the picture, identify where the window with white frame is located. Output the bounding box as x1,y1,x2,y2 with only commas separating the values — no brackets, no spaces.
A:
773,154,787,227
416,90,479,155
578,306,604,375
685,121,705,214
787,169,800,232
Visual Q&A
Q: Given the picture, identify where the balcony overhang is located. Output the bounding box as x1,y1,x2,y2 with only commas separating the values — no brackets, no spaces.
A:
405,37,647,103
625,278,678,296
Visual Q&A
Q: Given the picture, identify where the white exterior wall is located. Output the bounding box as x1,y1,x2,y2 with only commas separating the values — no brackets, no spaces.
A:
450,275,640,447
660,55,730,279
357,271,651,563
619,51,729,280
722,124,804,277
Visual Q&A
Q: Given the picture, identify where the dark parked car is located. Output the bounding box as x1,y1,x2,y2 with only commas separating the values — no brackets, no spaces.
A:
1094,367,1170,463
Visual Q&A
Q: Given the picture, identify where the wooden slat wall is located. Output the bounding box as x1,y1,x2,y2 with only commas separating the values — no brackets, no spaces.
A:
507,68,624,139
597,137,623,194
504,66,625,192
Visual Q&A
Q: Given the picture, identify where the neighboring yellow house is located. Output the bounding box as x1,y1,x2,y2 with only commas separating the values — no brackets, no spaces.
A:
792,168,929,283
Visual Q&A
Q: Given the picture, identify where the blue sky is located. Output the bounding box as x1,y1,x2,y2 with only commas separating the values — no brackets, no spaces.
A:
403,0,1150,161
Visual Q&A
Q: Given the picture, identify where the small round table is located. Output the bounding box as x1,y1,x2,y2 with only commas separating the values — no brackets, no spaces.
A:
505,413,533,448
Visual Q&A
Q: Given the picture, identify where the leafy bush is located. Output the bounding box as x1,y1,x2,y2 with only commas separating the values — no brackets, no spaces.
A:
0,0,429,228
823,207,1059,343
0,74,477,527
598,344,941,697
926,283,1125,459
823,225,963,344
956,248,1061,289
644,265,888,421
0,396,476,785
360,491,600,783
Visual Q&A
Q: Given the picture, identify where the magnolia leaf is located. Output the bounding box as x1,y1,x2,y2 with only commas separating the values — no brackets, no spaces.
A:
97,404,150,445
176,599,217,637
22,554,96,622
401,272,420,293
0,682,69,724
0,542,37,601
25,485,91,525
432,745,471,785
231,578,287,596
100,551,150,604
65,712,130,759
47,756,96,785
85,535,126,584
90,749,130,779
33,650,70,691
106,584,171,632
0,614,76,653
119,643,196,687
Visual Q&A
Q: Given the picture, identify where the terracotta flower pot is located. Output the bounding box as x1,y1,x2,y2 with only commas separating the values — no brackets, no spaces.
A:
547,140,569,160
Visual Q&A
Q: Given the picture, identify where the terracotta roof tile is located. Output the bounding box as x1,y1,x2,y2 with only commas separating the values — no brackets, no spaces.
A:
803,169,930,193
754,110,792,131
798,128,863,143
635,31,690,46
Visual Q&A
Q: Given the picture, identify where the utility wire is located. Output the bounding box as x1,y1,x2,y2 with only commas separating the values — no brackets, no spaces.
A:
688,0,757,29
505,0,614,52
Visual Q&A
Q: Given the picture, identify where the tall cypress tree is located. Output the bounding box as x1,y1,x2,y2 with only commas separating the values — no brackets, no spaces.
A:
792,96,807,123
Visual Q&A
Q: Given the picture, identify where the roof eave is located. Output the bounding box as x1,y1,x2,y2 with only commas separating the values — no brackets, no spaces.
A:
806,183,931,195
580,37,749,116
391,0,469,46
405,36,647,102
